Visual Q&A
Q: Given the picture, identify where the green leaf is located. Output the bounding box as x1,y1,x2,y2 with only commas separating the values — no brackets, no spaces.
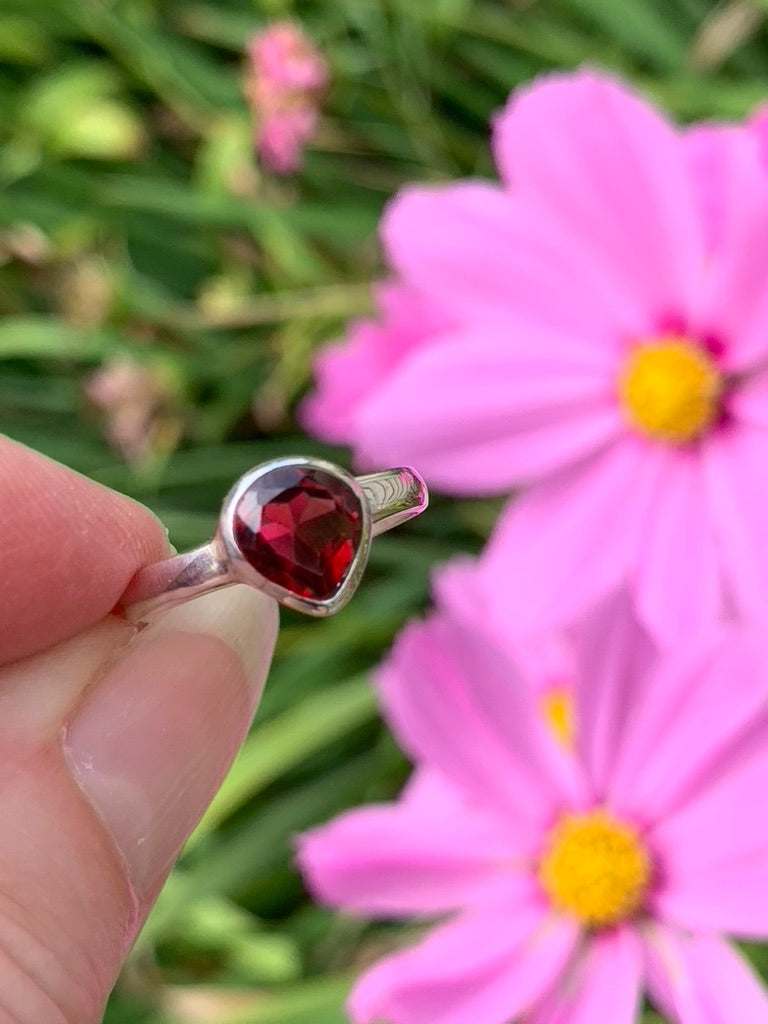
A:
212,975,352,1024
555,0,688,69
20,61,145,158
187,675,378,847
0,15,53,64
0,318,113,359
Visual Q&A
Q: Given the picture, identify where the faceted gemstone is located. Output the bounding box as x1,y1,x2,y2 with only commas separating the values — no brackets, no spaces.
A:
233,466,363,600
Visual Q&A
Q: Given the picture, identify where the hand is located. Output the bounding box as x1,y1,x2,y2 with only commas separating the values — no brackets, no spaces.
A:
0,436,278,1022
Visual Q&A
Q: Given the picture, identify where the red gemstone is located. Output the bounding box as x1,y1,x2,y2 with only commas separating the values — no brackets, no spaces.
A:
233,466,363,600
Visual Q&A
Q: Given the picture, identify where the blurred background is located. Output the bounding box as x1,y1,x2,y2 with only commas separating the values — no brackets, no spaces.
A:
0,1,765,1021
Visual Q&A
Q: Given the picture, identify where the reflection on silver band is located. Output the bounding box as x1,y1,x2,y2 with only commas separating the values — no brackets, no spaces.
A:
358,468,429,537
121,542,233,618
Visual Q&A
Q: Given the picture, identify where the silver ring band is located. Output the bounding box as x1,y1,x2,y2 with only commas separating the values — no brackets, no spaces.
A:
120,458,428,620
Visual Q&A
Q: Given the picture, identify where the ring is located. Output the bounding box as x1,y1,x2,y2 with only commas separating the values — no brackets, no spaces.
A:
120,456,429,619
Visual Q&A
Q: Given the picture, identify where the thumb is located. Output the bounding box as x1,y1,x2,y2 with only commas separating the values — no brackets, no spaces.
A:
0,585,277,1023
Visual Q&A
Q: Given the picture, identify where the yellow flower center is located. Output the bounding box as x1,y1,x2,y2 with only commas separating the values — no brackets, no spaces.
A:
538,809,651,928
540,687,574,749
619,337,721,443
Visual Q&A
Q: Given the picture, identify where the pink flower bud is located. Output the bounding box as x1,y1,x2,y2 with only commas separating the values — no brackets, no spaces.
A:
244,22,328,174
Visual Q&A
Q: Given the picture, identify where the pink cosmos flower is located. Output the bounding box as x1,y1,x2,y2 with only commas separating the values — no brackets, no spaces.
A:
301,283,452,446
298,597,768,1024
306,69,768,643
244,22,328,174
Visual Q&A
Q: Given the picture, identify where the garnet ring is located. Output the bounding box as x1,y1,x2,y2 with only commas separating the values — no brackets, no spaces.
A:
120,456,429,620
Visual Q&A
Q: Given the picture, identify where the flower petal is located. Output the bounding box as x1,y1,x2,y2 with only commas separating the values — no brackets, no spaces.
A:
381,181,647,338
528,927,643,1024
631,446,722,644
301,284,450,445
301,321,388,444
349,908,578,1024
653,838,768,939
478,437,665,636
492,70,704,317
648,699,768,936
377,613,586,831
704,424,768,626
355,328,622,492
400,765,474,814
573,589,658,799
692,126,768,370
644,927,768,1024
297,795,526,917
683,124,744,256
433,557,577,699
609,628,768,825
729,371,768,432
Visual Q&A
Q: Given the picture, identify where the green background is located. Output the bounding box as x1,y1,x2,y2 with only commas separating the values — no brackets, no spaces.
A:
1,0,766,1020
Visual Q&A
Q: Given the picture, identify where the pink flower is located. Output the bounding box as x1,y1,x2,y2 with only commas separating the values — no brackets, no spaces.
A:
298,597,768,1024
256,105,319,175
301,283,453,446
308,69,768,643
84,355,181,463
245,22,328,174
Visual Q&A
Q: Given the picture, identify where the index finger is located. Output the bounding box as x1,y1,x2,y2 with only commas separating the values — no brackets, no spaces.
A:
0,436,170,664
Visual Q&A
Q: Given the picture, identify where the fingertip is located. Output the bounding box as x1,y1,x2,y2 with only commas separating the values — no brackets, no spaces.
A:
64,585,279,899
0,587,278,1020
0,436,171,663
135,584,280,700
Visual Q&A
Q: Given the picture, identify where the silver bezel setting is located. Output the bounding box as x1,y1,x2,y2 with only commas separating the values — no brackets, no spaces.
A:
216,455,373,618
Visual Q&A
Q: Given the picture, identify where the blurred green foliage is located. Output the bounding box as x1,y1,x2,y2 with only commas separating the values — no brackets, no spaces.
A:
2,0,768,1020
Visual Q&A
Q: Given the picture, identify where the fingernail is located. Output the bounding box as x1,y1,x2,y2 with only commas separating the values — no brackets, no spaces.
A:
64,585,278,900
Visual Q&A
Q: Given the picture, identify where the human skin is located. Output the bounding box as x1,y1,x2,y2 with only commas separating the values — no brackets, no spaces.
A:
0,435,279,1022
